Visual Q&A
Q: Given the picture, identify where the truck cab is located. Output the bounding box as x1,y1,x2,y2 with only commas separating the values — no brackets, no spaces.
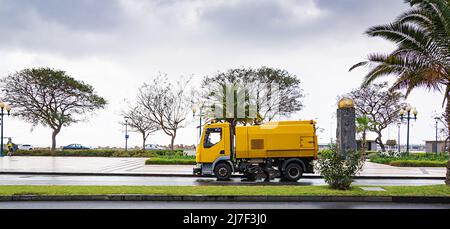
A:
193,122,233,177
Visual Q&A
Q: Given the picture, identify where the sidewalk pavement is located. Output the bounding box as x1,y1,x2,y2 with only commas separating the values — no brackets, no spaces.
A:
0,156,446,178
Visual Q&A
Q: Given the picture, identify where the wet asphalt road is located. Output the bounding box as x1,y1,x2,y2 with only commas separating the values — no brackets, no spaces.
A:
0,174,445,186
0,201,449,209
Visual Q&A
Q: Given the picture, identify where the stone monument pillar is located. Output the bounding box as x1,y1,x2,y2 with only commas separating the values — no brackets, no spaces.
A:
336,98,357,158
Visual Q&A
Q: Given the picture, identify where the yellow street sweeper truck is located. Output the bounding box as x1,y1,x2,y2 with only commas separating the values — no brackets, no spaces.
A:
193,120,318,181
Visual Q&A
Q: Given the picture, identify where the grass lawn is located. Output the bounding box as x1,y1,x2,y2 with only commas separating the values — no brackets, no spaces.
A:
0,185,449,196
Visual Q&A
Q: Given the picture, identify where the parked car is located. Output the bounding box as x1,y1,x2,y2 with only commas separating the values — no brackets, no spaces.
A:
18,144,33,151
144,144,165,150
62,144,90,150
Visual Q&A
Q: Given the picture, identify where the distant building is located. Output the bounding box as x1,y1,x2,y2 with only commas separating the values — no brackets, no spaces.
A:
410,144,425,152
425,140,447,153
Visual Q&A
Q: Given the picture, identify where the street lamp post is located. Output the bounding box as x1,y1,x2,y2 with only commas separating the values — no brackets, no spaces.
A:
192,105,203,144
397,122,401,153
399,105,418,154
434,117,441,154
0,102,11,157
125,118,129,152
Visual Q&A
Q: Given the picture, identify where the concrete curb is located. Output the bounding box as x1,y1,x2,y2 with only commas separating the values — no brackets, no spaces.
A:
0,195,449,203
0,171,445,180
0,171,196,177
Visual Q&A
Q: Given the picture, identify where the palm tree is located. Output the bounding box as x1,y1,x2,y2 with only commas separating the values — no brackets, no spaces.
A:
349,0,450,185
356,116,376,156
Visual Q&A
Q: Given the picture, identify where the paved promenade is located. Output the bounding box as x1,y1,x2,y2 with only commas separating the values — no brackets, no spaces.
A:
0,156,446,178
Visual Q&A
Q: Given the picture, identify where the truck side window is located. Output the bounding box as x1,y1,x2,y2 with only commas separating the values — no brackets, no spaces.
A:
204,128,222,148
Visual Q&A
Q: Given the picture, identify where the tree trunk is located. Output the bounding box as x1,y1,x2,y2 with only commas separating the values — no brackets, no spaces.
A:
230,119,237,161
361,132,367,156
444,90,450,185
51,129,60,151
170,133,176,152
375,132,386,152
447,153,450,186
142,132,147,150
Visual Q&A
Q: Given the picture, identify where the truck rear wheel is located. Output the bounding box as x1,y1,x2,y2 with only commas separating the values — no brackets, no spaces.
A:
283,163,303,182
214,163,232,181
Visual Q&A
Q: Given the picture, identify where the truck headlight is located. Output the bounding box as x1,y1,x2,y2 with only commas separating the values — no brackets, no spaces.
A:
195,164,202,168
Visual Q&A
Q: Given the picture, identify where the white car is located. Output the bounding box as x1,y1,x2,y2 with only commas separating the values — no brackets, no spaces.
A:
18,144,33,150
144,144,165,150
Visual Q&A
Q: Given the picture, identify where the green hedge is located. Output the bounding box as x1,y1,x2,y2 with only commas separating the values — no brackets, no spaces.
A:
145,155,196,165
370,152,449,167
12,149,185,158
145,157,196,165
388,160,448,167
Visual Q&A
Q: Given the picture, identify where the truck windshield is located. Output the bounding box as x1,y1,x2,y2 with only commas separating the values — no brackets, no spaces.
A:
204,128,222,148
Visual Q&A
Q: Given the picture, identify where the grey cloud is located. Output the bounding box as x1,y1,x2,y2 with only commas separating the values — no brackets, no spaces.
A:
0,0,124,31
0,0,409,57
314,0,408,33
201,1,306,38
199,0,408,42
0,0,126,56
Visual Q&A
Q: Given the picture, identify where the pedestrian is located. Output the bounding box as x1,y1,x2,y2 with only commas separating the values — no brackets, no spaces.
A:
6,138,14,156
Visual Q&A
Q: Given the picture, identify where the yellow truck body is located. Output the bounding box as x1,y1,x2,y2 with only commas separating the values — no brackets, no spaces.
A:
194,120,318,182
235,121,318,159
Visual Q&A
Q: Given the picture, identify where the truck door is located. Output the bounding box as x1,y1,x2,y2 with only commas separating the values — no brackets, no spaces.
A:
199,127,226,163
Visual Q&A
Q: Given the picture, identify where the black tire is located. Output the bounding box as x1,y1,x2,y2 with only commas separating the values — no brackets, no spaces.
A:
214,163,232,181
283,163,303,182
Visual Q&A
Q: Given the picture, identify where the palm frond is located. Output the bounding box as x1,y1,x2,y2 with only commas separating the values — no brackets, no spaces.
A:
366,23,431,53
391,68,444,96
354,0,449,101
396,8,433,28
361,62,406,87
349,61,369,72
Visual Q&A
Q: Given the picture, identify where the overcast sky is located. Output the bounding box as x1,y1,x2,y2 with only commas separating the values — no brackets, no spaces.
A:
0,0,444,148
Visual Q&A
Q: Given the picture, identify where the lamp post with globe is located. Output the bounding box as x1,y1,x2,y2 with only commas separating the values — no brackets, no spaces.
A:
399,104,418,154
0,102,12,157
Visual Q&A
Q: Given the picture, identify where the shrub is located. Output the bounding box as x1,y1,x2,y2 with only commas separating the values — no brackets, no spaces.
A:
378,151,408,158
367,152,380,160
314,147,365,190
318,149,333,156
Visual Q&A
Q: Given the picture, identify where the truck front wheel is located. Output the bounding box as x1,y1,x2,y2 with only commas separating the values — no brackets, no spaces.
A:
283,163,303,182
214,163,232,181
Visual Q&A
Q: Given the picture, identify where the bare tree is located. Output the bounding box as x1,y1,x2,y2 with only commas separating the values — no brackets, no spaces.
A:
345,82,405,152
137,74,190,151
1,68,107,151
120,104,161,149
